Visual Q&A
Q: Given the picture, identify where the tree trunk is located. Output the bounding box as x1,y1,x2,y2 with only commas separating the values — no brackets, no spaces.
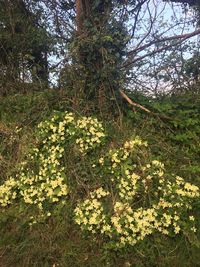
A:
76,0,91,33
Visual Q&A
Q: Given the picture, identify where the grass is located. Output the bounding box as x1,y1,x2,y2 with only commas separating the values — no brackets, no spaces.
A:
0,90,200,267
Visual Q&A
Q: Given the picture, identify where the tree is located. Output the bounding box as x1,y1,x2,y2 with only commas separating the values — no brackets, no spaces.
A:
0,0,51,92
72,1,128,107
1,0,200,101
63,0,200,106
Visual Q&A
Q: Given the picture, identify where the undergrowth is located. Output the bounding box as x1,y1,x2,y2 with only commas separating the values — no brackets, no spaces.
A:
0,90,200,267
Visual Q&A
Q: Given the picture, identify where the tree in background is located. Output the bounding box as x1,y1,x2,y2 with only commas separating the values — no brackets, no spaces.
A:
0,0,200,101
71,0,128,109
0,0,51,93
66,0,200,108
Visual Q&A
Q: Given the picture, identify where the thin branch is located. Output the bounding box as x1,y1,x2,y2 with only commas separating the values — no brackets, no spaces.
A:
163,0,199,5
121,28,200,69
131,0,157,55
119,89,151,113
127,28,200,56
119,90,173,121
129,0,149,14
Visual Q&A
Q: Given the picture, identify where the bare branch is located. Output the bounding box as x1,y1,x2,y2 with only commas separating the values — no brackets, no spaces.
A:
127,28,200,56
119,89,151,113
122,28,200,69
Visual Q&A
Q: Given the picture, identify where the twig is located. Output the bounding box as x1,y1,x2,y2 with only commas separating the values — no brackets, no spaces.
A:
119,89,151,113
122,28,200,69
119,89,173,121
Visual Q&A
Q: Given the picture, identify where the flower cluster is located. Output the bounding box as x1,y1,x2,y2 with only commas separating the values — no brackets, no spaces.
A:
0,139,69,222
98,137,148,201
0,177,18,207
98,136,147,171
111,203,157,247
74,187,110,234
0,112,105,222
1,112,199,244
116,171,140,201
17,146,69,219
38,111,76,145
74,137,200,248
75,117,105,153
38,112,105,154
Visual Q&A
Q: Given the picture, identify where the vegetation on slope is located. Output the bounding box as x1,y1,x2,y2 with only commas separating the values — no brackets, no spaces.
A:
0,90,200,267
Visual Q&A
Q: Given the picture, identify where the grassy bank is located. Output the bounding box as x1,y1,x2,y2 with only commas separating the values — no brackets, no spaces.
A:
0,90,200,267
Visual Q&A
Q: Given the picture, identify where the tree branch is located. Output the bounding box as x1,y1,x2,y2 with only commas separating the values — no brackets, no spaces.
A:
163,0,199,5
121,28,200,69
127,28,200,56
119,89,151,113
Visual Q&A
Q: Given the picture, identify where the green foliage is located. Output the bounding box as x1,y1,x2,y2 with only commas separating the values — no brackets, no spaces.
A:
75,138,200,249
183,52,200,82
0,0,51,91
62,0,129,107
124,92,200,178
0,111,106,224
1,91,200,266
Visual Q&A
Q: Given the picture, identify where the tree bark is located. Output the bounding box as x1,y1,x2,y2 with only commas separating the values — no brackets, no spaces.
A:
75,0,91,33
